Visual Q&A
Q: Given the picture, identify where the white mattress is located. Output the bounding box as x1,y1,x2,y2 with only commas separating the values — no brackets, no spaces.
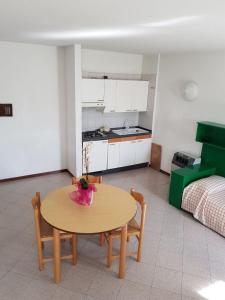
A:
182,175,225,237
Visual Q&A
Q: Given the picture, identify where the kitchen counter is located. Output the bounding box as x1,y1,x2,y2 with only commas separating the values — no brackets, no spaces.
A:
82,126,152,142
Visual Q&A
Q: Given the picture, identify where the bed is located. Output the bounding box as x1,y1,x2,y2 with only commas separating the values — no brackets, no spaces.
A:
182,175,225,237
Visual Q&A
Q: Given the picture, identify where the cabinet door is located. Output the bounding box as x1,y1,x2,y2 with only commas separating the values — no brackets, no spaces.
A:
83,140,108,173
116,80,133,112
107,143,120,169
104,80,117,112
119,140,136,167
131,81,149,112
135,138,152,164
81,79,104,103
116,80,148,112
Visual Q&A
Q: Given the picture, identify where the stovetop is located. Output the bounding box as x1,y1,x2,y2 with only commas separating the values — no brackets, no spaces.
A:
83,130,108,139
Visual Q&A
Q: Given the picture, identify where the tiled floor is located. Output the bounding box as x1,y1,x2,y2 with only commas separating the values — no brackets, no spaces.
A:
0,168,225,300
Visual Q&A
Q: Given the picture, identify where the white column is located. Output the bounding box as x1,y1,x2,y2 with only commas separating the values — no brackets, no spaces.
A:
65,44,82,176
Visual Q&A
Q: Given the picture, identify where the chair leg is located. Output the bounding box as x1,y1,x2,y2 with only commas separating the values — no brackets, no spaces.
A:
71,234,77,265
41,241,45,249
37,240,44,271
99,233,105,246
127,236,130,242
137,234,143,262
107,235,113,268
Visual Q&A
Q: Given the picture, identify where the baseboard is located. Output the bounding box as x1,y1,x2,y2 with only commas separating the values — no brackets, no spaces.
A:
87,163,149,176
0,166,170,182
160,169,170,176
0,169,69,182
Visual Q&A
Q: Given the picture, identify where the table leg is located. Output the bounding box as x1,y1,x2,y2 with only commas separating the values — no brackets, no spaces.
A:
53,228,61,283
71,234,77,265
119,224,127,279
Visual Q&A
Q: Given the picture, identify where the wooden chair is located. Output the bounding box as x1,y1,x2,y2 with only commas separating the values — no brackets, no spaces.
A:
103,188,146,267
72,175,102,185
31,192,77,271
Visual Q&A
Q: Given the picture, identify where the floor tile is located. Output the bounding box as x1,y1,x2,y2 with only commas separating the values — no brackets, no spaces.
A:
117,280,151,300
87,270,122,300
156,249,182,272
126,261,155,286
210,261,225,281
149,287,181,300
60,262,97,294
152,266,182,294
159,237,183,254
182,273,212,299
19,278,56,300
0,271,32,300
183,255,211,279
53,287,85,300
0,169,225,300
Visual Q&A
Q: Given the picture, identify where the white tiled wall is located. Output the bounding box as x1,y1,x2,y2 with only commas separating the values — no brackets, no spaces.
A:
82,109,139,132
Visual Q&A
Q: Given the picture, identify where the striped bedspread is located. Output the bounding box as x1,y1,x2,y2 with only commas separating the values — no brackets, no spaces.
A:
182,175,225,237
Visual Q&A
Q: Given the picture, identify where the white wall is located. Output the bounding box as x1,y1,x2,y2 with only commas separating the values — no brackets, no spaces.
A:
81,48,143,131
153,51,225,173
82,49,143,74
82,109,138,131
141,54,159,75
139,54,159,130
0,42,66,179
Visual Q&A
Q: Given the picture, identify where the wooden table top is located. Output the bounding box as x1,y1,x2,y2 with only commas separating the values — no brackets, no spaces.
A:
41,183,137,234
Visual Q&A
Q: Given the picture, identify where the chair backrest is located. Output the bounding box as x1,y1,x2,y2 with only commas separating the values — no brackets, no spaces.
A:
72,175,102,185
130,188,147,232
31,192,42,241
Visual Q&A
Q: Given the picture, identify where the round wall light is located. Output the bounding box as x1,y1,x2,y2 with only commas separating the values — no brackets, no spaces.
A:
182,81,199,101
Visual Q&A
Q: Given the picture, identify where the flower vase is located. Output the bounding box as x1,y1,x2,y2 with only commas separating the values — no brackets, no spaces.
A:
69,182,96,206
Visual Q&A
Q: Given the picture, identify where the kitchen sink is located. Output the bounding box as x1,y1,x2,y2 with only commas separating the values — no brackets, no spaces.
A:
112,127,149,136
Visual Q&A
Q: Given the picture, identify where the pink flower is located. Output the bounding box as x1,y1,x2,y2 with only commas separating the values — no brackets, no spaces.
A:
69,183,97,206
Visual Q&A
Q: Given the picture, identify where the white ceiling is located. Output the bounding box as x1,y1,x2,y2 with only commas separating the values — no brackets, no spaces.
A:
0,0,225,53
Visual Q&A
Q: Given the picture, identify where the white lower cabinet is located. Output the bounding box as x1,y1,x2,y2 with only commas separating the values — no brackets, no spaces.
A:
107,138,151,169
83,140,108,173
83,137,151,174
107,143,120,169
119,140,136,167
135,139,152,164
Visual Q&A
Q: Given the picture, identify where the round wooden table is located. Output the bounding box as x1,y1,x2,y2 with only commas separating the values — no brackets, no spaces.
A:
41,183,137,283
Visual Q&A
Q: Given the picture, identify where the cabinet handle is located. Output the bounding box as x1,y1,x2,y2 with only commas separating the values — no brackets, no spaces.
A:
133,109,138,112
126,109,132,112
131,141,136,143
102,141,108,143
110,110,115,112
110,143,116,146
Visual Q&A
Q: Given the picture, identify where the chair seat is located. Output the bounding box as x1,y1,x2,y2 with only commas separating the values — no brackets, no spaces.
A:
109,218,140,237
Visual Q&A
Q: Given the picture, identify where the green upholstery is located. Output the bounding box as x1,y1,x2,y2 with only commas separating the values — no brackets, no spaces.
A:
169,121,225,209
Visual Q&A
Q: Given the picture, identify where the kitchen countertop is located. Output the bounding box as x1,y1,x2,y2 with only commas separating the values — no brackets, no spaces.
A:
82,126,152,142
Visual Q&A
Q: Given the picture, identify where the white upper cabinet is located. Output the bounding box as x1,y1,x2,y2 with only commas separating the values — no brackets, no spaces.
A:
81,79,104,107
131,81,149,112
81,78,148,111
116,80,133,112
104,80,117,113
105,79,149,113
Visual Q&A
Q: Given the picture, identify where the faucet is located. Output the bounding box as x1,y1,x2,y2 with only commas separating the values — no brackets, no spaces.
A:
123,119,136,129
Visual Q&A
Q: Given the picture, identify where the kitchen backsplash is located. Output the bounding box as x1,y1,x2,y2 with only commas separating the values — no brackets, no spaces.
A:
82,108,139,132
